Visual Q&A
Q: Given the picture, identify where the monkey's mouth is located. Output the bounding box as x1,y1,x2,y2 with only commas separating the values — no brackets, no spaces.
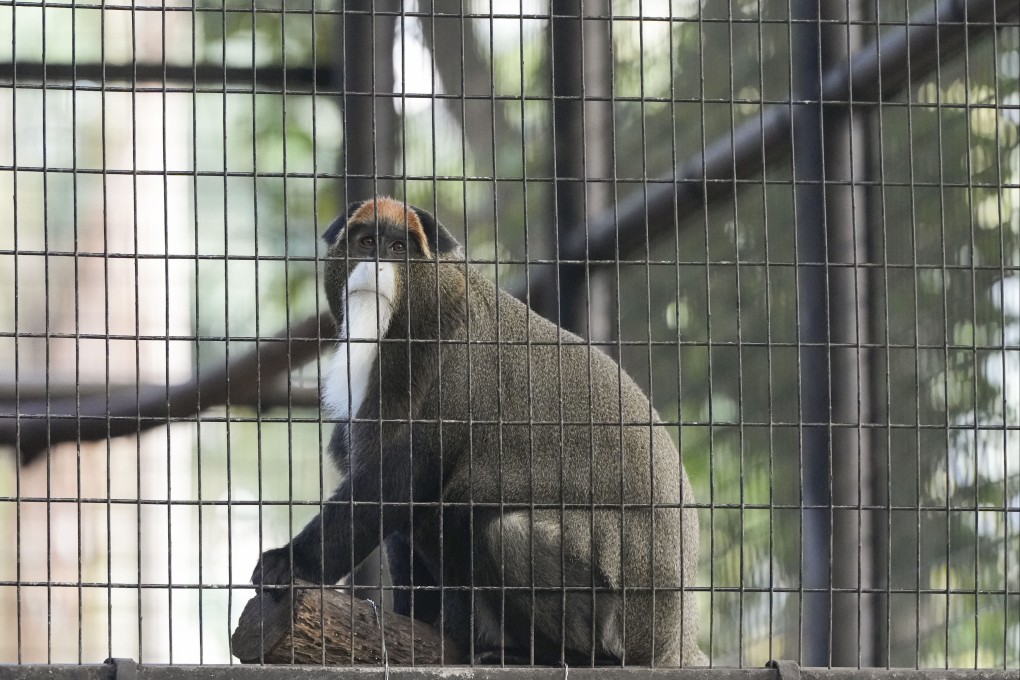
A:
343,261,397,317
345,288,392,306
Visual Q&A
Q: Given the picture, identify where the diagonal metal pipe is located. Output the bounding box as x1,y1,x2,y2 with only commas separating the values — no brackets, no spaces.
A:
513,0,1017,298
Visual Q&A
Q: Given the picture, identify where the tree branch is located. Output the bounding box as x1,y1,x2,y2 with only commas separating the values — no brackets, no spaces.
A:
4,313,335,466
230,580,461,665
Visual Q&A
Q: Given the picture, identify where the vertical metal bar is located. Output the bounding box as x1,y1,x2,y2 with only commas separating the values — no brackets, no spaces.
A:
339,0,398,606
549,1,573,662
551,0,616,659
957,3,982,666
340,0,397,203
933,0,955,669
187,0,205,662
370,0,387,649
40,1,53,664
249,0,268,662
101,4,114,663
421,1,446,663
579,0,612,664
483,4,508,664
607,2,626,663
159,1,173,662
823,0,876,668
911,139,922,666
696,3,715,664
723,0,748,665
866,1,894,666
339,6,355,655
10,1,23,662
667,0,698,665
988,11,1012,673
549,0,584,333
308,1,327,665
70,0,83,664
902,4,923,667
790,0,832,666
129,3,143,662
582,2,615,350
452,2,475,662
218,1,236,664
395,2,409,661
636,1,657,665
279,1,297,662
514,3,539,665
751,3,778,665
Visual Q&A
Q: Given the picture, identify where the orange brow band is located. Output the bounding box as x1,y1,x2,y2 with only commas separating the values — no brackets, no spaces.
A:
349,197,432,259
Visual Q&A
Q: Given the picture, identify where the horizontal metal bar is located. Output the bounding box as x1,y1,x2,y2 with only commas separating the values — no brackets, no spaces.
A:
0,582,1018,599
4,251,1020,270
6,408,1020,426
1,664,1017,680
3,164,1018,186
6,412,1020,431
5,333,1020,351
0,61,334,91
2,498,1018,513
1,381,319,409
1,581,1018,600
0,1,999,23
14,67,1015,105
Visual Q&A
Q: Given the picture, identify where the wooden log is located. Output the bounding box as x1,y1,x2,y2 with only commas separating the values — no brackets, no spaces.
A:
231,582,462,665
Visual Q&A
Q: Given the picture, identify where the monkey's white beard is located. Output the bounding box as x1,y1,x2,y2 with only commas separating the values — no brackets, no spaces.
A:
322,261,397,421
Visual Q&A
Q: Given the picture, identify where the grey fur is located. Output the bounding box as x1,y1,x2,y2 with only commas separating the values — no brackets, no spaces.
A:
251,199,705,666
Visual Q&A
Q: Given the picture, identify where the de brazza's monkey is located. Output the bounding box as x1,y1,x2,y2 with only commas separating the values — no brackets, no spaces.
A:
251,197,704,666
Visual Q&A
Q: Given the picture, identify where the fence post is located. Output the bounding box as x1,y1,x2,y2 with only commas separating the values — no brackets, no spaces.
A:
339,1,397,202
794,0,878,666
790,0,833,666
822,0,879,668
336,0,400,608
547,0,615,339
548,0,586,331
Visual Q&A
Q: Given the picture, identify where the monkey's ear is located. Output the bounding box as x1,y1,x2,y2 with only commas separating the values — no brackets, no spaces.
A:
410,206,461,258
321,201,365,246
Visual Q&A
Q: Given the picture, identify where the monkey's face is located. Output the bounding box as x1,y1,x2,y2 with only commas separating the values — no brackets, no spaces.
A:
322,197,463,335
342,219,422,335
324,206,433,326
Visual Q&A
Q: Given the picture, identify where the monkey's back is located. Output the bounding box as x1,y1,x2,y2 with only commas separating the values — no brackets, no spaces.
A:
424,267,703,666
430,270,683,503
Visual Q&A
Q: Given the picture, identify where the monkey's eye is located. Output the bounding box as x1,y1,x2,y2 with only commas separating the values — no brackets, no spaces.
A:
358,235,375,249
390,240,406,254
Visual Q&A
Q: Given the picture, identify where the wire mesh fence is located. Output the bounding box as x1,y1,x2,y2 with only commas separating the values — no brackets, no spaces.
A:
0,0,1017,672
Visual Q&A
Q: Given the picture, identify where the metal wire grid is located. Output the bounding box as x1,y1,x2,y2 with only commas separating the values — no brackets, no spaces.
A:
0,0,1017,670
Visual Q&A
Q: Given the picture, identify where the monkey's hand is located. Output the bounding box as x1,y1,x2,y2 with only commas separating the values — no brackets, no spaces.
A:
250,545,319,600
